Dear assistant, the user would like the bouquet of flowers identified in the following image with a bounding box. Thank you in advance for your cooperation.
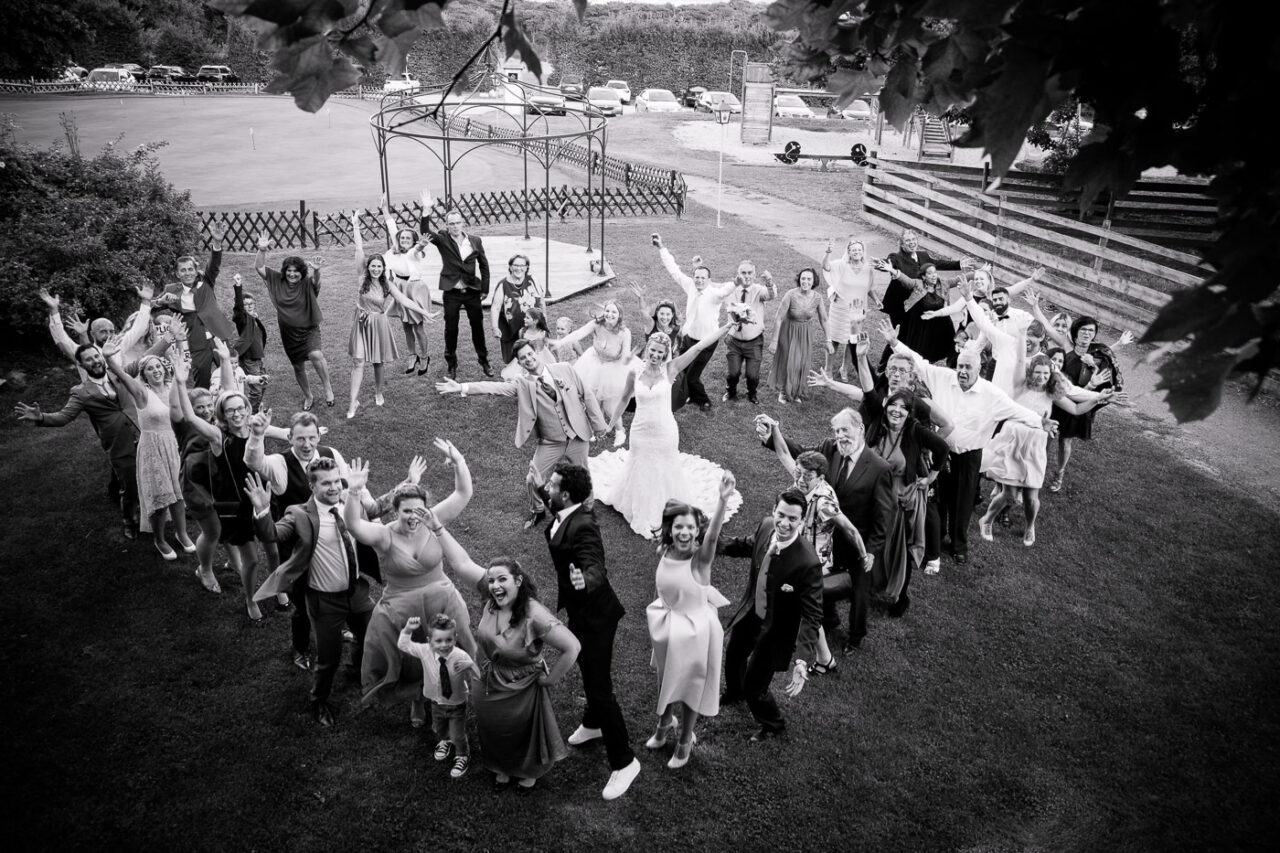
[726,302,756,326]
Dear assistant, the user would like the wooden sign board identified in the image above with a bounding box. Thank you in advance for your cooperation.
[741,80,774,144]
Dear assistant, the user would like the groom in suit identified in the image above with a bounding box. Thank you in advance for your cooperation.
[719,487,824,741]
[15,343,141,539]
[437,339,608,528]
[762,407,893,653]
[536,461,640,800]
[420,195,492,380]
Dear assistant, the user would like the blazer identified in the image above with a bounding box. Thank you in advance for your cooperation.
[157,250,238,346]
[721,517,823,671]
[419,215,490,295]
[251,498,382,602]
[886,247,962,283]
[773,435,895,564]
[544,503,625,632]
[39,380,140,466]
[467,362,608,448]
[232,280,268,358]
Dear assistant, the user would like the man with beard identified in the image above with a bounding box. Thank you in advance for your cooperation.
[14,343,141,539]
[534,461,639,801]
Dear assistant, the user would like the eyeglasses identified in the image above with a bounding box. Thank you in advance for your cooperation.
[223,405,248,415]
[885,367,912,376]
[509,263,528,268]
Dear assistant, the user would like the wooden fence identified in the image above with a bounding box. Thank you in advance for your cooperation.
[0,78,384,98]
[881,158,1217,250]
[862,156,1210,330]
[200,184,684,252]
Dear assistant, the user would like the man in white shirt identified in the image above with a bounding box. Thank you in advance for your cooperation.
[883,321,1051,564]
[654,233,736,411]
[989,287,1033,334]
[247,458,375,728]
[722,260,777,404]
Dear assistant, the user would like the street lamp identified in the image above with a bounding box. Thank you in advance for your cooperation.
[713,99,732,228]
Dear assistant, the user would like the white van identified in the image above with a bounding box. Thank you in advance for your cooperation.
[82,67,137,90]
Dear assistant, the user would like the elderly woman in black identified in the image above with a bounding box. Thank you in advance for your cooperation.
[1048,316,1122,492]
[863,389,949,615]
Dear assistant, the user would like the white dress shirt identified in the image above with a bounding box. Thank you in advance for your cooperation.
[550,502,581,539]
[309,502,350,593]
[659,247,735,340]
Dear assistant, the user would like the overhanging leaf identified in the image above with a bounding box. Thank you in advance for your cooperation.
[500,7,541,82]
[828,68,882,108]
[1154,340,1258,423]
[880,51,920,128]
[964,44,1055,178]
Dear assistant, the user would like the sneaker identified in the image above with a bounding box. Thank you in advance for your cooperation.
[924,559,941,576]
[434,741,454,762]
[979,518,994,541]
[450,755,470,779]
[341,628,355,643]
[602,757,641,800]
[567,725,603,746]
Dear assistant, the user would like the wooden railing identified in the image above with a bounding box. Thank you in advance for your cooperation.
[862,156,1210,330]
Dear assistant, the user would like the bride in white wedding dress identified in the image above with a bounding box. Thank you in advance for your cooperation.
[590,324,742,538]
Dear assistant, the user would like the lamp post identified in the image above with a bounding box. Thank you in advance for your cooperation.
[713,99,732,228]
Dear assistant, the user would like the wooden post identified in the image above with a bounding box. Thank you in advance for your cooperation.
[993,193,1006,268]
[298,200,307,248]
[923,175,934,211]
[1092,219,1112,279]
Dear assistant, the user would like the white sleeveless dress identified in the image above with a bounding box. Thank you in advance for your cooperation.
[589,368,742,538]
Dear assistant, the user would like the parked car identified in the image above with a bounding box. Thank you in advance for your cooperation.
[196,65,240,83]
[145,65,195,83]
[383,72,420,93]
[106,63,147,80]
[586,86,623,116]
[635,88,681,113]
[525,87,567,116]
[604,79,631,104]
[82,67,138,89]
[61,66,88,81]
[681,85,707,108]
[695,90,742,114]
[774,95,816,118]
[829,98,875,120]
[559,73,584,100]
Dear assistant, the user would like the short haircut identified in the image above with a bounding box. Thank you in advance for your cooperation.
[556,315,574,327]
[886,353,917,376]
[795,267,819,287]
[187,387,214,405]
[429,613,456,634]
[74,342,97,364]
[659,500,709,547]
[175,255,197,269]
[151,307,175,320]
[290,411,320,434]
[392,483,429,509]
[511,338,536,359]
[508,253,530,268]
[552,461,592,505]
[306,455,340,483]
[1070,315,1099,342]
[795,450,827,475]
[693,265,711,278]
[90,317,115,334]
[776,487,808,515]
[990,286,1010,298]
[1027,320,1046,339]
[214,391,249,423]
[831,407,864,433]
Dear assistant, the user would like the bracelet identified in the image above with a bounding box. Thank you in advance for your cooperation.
[428,526,445,535]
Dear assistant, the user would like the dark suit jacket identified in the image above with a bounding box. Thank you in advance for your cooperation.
[544,503,624,633]
[251,498,381,602]
[773,436,894,566]
[232,280,268,358]
[886,247,961,282]
[157,250,237,347]
[39,380,140,466]
[721,517,823,671]
[419,215,490,295]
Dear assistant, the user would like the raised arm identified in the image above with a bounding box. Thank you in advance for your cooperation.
[1024,291,1071,351]
[548,319,599,349]
[103,346,148,408]
[855,334,875,392]
[38,289,78,362]
[436,377,518,397]
[808,369,866,403]
[668,323,731,375]
[173,360,222,443]
[341,459,394,550]
[428,438,473,525]
[656,240,695,296]
[693,471,736,581]
[254,232,270,279]
[920,295,968,321]
[428,521,486,589]
[879,319,929,375]
[351,210,368,268]
[1005,266,1044,298]
[821,239,835,272]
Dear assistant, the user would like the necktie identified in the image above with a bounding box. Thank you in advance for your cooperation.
[740,284,749,303]
[754,539,777,619]
[835,453,851,486]
[330,507,359,591]
[98,379,116,400]
[439,655,453,700]
[537,375,558,403]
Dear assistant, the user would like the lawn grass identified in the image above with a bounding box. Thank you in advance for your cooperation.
[4,204,1279,851]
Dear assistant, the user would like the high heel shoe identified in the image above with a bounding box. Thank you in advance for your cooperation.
[417,356,432,376]
[645,720,677,749]
[667,738,694,769]
[178,538,197,555]
[155,540,177,561]
[404,357,420,375]
[196,567,222,594]
[346,401,359,419]
[374,393,385,407]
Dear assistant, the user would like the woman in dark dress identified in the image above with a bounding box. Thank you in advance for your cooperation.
[1048,316,1120,492]
[254,233,334,411]
[878,260,958,365]
[490,253,544,365]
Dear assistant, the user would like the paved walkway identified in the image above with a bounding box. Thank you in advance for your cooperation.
[680,174,1280,509]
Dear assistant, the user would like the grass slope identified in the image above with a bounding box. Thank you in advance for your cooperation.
[2,171,1278,853]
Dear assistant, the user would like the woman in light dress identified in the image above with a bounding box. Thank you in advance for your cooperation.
[574,301,638,447]
[821,237,877,378]
[645,470,735,769]
[378,202,436,375]
[770,267,829,404]
[589,324,740,539]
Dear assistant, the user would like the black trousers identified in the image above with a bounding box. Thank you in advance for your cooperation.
[939,449,983,556]
[306,585,372,704]
[822,560,870,644]
[679,334,718,406]
[188,344,214,390]
[724,334,764,398]
[443,290,489,368]
[569,616,634,770]
[724,613,786,733]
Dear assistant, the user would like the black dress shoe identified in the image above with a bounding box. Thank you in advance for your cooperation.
[121,521,138,541]
[841,638,862,656]
[523,510,547,530]
[699,402,713,412]
[417,356,432,376]
[953,552,969,565]
[492,776,513,792]
[888,595,910,618]
[719,692,743,706]
[311,701,335,728]
[446,366,457,381]
[404,358,421,375]
[480,362,495,377]
[749,727,781,743]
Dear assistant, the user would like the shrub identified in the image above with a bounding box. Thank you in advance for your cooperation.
[0,115,199,350]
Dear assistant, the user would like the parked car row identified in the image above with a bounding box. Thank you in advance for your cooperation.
[63,63,241,89]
